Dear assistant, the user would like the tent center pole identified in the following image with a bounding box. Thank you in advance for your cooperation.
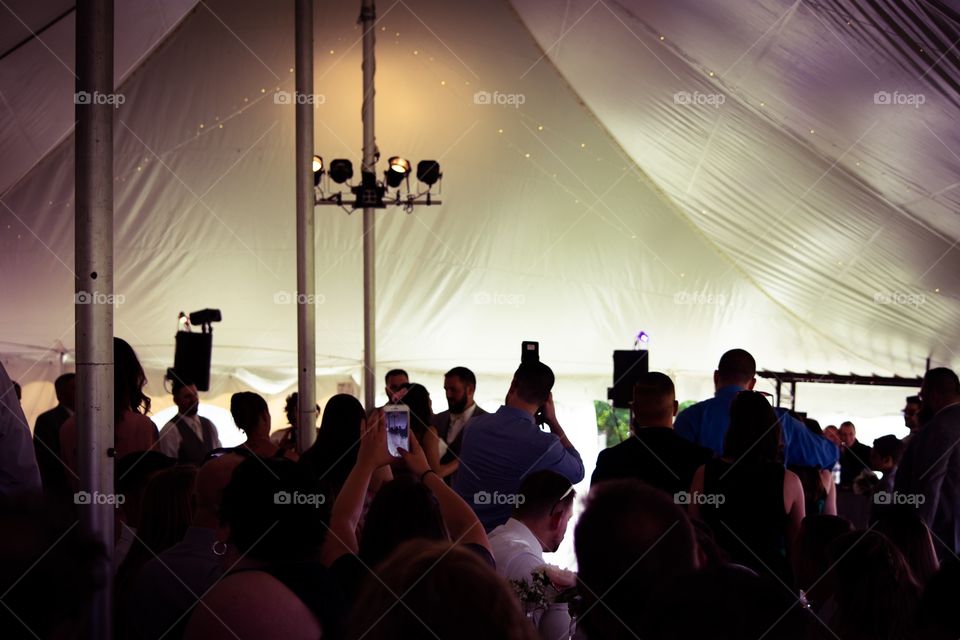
[295,0,317,452]
[361,0,377,410]
[75,1,115,637]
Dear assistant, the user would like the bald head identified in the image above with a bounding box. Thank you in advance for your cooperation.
[715,349,757,390]
[631,372,678,430]
[194,453,245,527]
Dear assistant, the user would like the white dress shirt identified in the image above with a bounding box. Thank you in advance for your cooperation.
[488,517,546,582]
[446,402,479,445]
[0,363,41,497]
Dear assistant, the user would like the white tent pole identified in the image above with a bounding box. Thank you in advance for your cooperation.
[360,0,377,410]
[75,1,114,638]
[295,0,317,452]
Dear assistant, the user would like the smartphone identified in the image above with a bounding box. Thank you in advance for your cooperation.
[521,340,539,364]
[383,404,410,457]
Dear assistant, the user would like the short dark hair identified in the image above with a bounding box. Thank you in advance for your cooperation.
[873,435,904,465]
[230,392,268,434]
[631,372,675,419]
[445,366,477,388]
[716,349,757,384]
[512,361,554,406]
[906,395,920,405]
[514,470,575,520]
[924,368,960,395]
[724,391,783,464]
[385,369,409,384]
[171,377,195,397]
[220,457,328,562]
[54,373,75,396]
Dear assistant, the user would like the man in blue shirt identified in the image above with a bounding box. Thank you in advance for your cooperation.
[454,360,584,530]
[674,349,837,469]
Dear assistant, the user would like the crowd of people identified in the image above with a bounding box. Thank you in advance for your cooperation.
[1,341,959,639]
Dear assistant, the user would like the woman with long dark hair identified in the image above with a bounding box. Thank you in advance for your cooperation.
[688,390,805,583]
[60,337,159,478]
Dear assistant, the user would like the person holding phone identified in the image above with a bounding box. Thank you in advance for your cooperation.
[322,409,491,600]
[453,361,585,531]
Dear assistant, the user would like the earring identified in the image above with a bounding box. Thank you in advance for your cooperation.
[212,540,228,557]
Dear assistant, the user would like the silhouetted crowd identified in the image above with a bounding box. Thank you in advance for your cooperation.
[2,340,960,639]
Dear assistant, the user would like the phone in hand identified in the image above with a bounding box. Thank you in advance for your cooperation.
[383,404,410,457]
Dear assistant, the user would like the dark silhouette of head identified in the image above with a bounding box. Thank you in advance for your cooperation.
[400,383,432,442]
[714,349,757,390]
[724,390,783,464]
[792,514,854,605]
[114,337,150,420]
[345,540,536,640]
[921,368,960,416]
[300,394,365,493]
[230,392,269,437]
[384,369,409,403]
[54,373,76,412]
[575,479,698,639]
[220,457,328,563]
[631,371,678,430]
[360,475,446,568]
[507,361,555,409]
[874,506,939,586]
[826,530,921,640]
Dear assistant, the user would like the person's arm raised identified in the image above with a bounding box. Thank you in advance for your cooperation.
[321,411,396,566]
[400,432,491,553]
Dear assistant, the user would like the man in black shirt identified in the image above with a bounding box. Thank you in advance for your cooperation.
[592,371,713,495]
[838,421,872,487]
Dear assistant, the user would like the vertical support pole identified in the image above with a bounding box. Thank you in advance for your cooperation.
[360,0,377,410]
[75,1,114,637]
[790,381,797,412]
[295,0,317,452]
[775,379,782,408]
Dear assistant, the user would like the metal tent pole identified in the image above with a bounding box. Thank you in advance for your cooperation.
[295,0,317,452]
[360,0,377,410]
[75,1,114,637]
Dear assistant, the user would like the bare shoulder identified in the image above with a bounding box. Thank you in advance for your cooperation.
[185,571,322,640]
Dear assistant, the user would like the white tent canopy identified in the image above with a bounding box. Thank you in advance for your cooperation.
[3,0,958,436]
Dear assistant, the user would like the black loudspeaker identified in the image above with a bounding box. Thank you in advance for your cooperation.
[607,350,649,409]
[173,331,213,391]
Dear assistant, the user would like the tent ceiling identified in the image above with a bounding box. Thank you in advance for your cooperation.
[1,0,957,386]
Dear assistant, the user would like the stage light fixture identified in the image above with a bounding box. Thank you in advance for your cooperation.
[312,155,323,186]
[416,160,441,186]
[388,156,411,175]
[329,159,354,184]
[385,157,410,189]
